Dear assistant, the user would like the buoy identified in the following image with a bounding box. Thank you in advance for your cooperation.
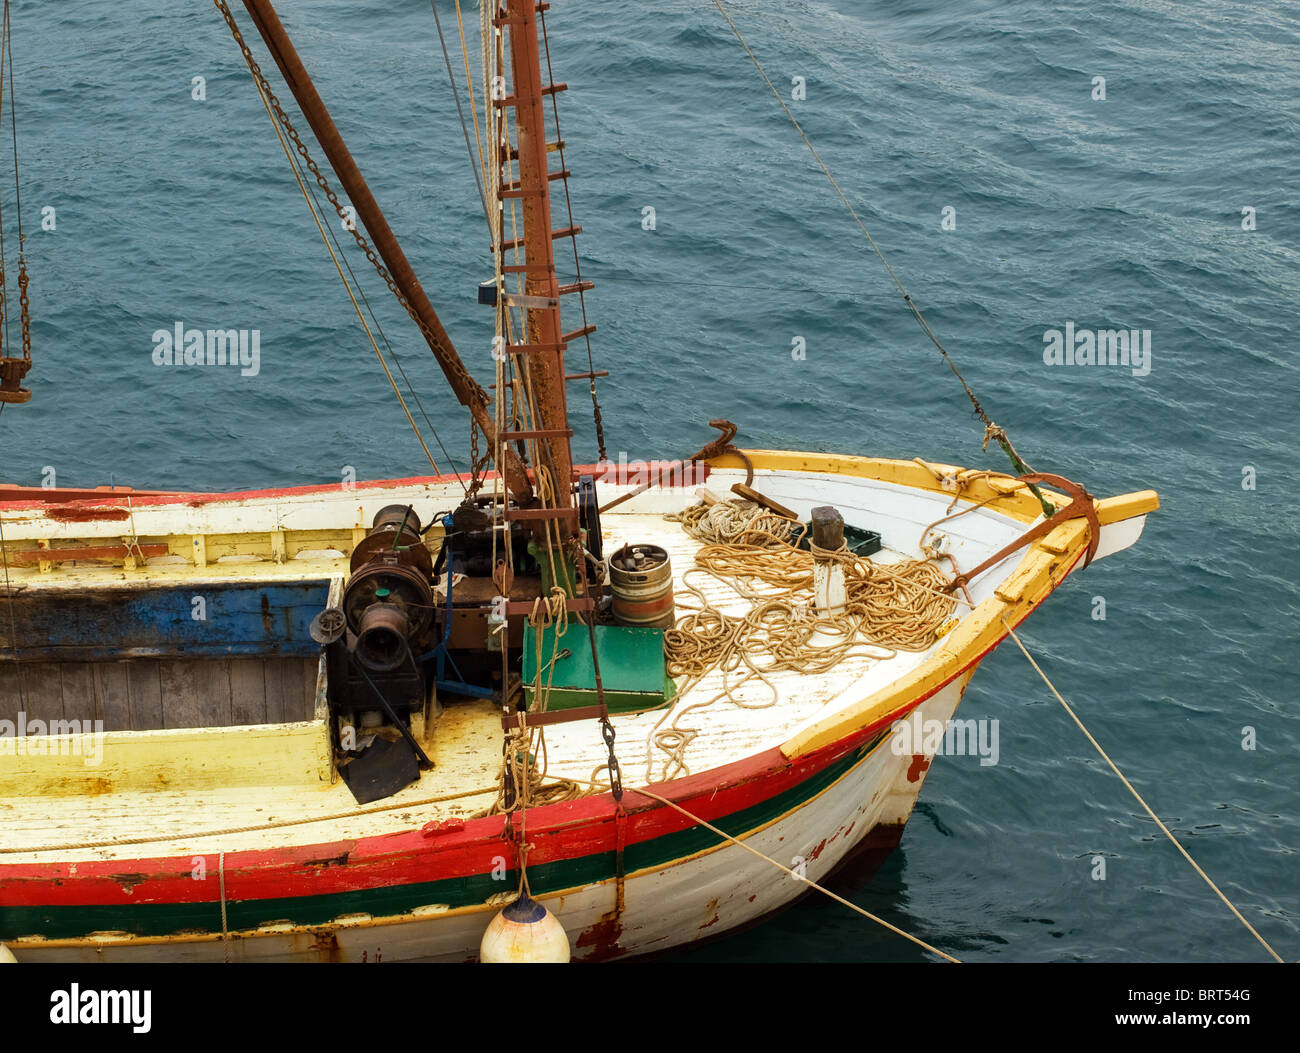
[0,943,17,963]
[479,893,570,963]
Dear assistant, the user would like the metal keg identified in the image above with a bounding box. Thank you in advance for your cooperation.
[608,544,674,629]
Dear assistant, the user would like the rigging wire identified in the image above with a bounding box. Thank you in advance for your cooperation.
[430,0,490,228]
[707,0,1053,517]
[537,5,607,462]
[215,0,468,490]
[247,50,446,478]
[293,126,466,486]
[0,0,12,358]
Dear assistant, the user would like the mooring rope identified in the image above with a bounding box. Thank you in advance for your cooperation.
[218,849,231,963]
[1001,618,1285,963]
[626,784,960,962]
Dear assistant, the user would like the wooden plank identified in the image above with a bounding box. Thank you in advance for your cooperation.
[229,659,268,726]
[58,662,98,723]
[95,663,133,731]
[159,660,204,730]
[21,665,64,725]
[9,543,170,565]
[263,658,290,725]
[0,664,29,721]
[127,661,164,731]
[194,659,233,728]
[299,658,319,721]
[730,482,798,521]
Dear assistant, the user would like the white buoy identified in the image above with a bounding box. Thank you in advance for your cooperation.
[479,893,570,963]
[0,943,17,963]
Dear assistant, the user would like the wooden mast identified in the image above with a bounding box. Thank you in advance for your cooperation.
[496,0,577,536]
[239,0,535,504]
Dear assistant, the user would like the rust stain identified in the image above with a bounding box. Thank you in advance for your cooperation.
[906,754,932,783]
[260,594,274,636]
[303,851,350,869]
[699,895,721,930]
[806,837,829,861]
[308,930,343,963]
[576,912,623,959]
[110,873,150,894]
[45,505,131,523]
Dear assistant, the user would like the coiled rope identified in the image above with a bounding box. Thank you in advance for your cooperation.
[653,500,957,777]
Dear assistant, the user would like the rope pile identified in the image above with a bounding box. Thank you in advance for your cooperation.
[664,501,957,680]
[646,499,958,779]
[668,499,802,547]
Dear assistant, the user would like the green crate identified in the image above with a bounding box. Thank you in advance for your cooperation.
[522,623,677,715]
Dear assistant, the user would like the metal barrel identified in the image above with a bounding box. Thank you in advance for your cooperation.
[608,544,675,629]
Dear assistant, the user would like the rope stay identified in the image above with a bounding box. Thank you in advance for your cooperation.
[707,0,1053,518]
[1001,618,1285,964]
[214,0,473,483]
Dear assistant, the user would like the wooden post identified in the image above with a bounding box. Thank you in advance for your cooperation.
[810,505,846,615]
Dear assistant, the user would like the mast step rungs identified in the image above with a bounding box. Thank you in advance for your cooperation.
[500,186,548,200]
[502,291,560,311]
[499,428,574,440]
[561,324,596,342]
[504,596,595,618]
[503,507,579,522]
[501,263,554,274]
[499,225,582,252]
[502,169,572,192]
[541,82,568,96]
[487,370,606,390]
[558,281,595,295]
[505,140,566,159]
[505,341,568,355]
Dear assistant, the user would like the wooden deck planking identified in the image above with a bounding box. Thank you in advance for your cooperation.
[95,663,134,730]
[126,661,165,731]
[229,660,267,726]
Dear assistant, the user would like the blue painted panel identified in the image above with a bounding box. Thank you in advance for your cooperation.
[0,580,331,662]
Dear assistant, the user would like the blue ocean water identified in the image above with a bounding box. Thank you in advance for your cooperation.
[3,0,1296,961]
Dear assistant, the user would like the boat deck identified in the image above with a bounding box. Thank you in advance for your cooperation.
[0,460,1055,865]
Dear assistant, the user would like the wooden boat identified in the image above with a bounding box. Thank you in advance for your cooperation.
[0,2,1157,962]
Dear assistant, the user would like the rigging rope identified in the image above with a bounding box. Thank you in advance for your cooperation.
[1001,618,1285,964]
[215,0,471,484]
[430,0,490,227]
[707,0,1053,518]
[245,57,445,477]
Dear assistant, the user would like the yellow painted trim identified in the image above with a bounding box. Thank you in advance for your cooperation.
[710,449,1051,522]
[753,451,1159,760]
[0,720,333,796]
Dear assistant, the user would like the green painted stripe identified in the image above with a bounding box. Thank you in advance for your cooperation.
[2,733,881,942]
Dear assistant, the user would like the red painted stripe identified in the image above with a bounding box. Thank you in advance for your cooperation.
[0,464,706,512]
[0,723,880,908]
